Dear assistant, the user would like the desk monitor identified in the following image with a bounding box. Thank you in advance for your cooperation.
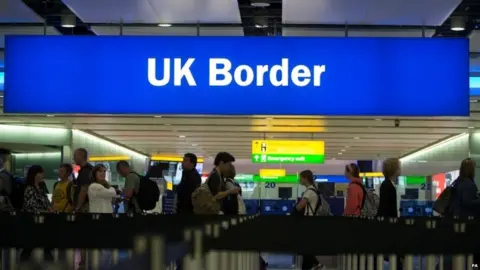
[318,182,335,197]
[278,187,292,199]
[402,188,419,200]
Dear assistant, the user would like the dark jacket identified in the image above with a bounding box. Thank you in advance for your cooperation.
[176,169,201,214]
[449,177,480,217]
[377,179,398,218]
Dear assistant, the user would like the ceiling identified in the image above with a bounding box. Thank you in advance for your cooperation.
[0,0,478,162]
[0,142,59,153]
[0,110,479,160]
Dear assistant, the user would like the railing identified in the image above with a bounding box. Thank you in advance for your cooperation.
[0,212,479,269]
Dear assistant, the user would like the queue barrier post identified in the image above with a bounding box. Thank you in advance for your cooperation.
[181,229,193,269]
[205,223,221,270]
[359,254,366,270]
[90,249,100,270]
[190,229,204,270]
[149,235,165,270]
[403,255,414,270]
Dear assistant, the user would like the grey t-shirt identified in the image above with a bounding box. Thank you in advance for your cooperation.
[124,173,141,213]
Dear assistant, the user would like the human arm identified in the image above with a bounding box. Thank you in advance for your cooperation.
[344,184,362,215]
[295,197,308,211]
[75,168,92,211]
[212,187,240,200]
[89,183,117,199]
[123,173,138,201]
[296,189,315,212]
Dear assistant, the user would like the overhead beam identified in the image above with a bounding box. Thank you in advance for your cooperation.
[434,0,479,37]
[20,0,95,35]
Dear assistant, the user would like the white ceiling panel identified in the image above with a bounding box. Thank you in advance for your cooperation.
[283,28,434,37]
[64,0,241,24]
[0,26,60,48]
[283,0,461,26]
[0,0,44,23]
[0,114,470,160]
[92,26,244,36]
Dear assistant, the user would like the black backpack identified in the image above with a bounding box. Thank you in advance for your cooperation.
[0,172,24,210]
[434,181,458,216]
[133,173,160,211]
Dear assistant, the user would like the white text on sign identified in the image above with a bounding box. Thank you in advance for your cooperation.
[148,58,326,87]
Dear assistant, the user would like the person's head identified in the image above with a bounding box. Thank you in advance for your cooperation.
[92,164,107,182]
[459,158,475,181]
[73,148,88,165]
[26,165,45,186]
[182,153,197,171]
[59,163,73,180]
[214,152,235,174]
[224,163,236,179]
[382,158,401,179]
[116,160,131,177]
[299,170,314,186]
[345,163,360,179]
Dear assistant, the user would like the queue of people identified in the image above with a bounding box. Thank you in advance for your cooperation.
[0,145,478,270]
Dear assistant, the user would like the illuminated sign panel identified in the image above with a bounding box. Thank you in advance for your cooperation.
[251,140,325,164]
[4,36,469,116]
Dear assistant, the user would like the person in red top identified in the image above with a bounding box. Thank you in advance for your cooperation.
[344,163,364,216]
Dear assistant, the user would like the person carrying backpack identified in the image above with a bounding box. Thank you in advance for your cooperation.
[344,163,364,216]
[117,161,160,213]
[192,152,239,215]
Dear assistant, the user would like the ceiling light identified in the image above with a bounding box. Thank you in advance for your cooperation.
[164,124,171,126]
[254,16,268,29]
[251,0,270,7]
[158,23,172,27]
[345,145,350,148]
[375,118,382,121]
[154,115,162,118]
[192,144,198,146]
[46,114,55,117]
[331,158,336,160]
[470,100,478,103]
[179,135,186,138]
[338,152,343,155]
[469,126,475,129]
[266,117,273,120]
[61,15,76,28]
[341,149,346,152]
[354,137,360,140]
[451,17,466,31]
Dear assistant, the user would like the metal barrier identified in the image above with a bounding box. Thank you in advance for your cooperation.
[0,213,479,269]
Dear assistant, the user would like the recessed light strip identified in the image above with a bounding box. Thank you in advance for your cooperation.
[399,133,467,163]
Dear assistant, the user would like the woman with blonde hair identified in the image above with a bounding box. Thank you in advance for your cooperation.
[377,158,401,218]
[376,158,402,270]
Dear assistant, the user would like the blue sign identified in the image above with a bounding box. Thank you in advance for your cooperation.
[314,175,349,183]
[0,72,3,91]
[4,36,469,116]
